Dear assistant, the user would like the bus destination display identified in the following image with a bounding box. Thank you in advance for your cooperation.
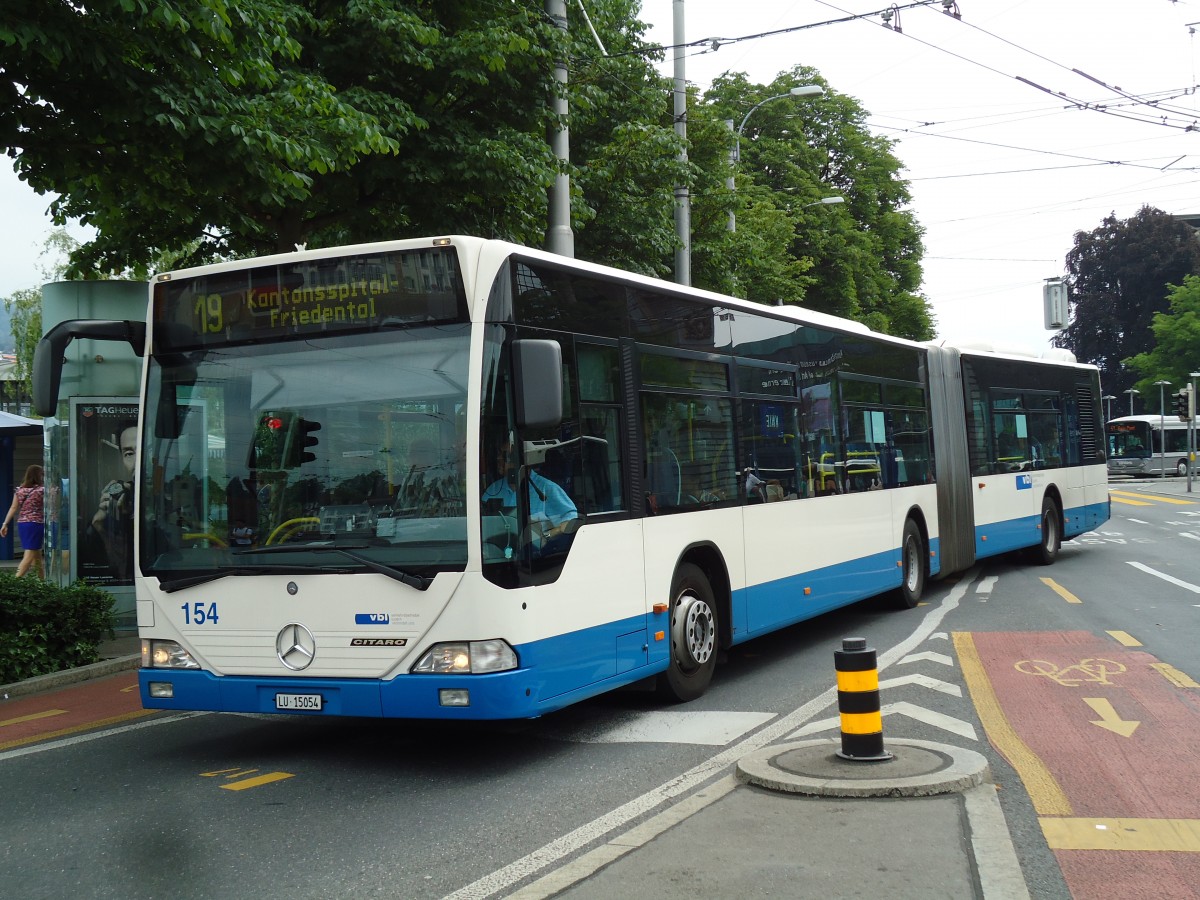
[154,247,467,348]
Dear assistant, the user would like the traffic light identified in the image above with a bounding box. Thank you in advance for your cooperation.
[250,412,321,469]
[285,417,322,467]
[1177,390,1191,422]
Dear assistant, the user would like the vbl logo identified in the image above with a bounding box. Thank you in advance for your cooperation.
[354,613,391,625]
[1016,474,1033,490]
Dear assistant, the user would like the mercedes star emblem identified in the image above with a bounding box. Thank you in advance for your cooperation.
[276,623,316,671]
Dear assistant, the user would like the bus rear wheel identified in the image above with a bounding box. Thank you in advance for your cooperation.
[1035,497,1061,565]
[1177,458,1189,477]
[893,518,926,609]
[657,563,718,703]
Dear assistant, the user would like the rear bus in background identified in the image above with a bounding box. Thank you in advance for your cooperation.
[33,236,1111,719]
[1107,414,1197,477]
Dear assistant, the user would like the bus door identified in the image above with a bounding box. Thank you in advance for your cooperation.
[976,401,1039,555]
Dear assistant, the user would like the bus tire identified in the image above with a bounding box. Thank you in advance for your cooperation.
[657,563,719,703]
[1035,497,1061,565]
[1177,459,1189,477]
[893,518,926,609]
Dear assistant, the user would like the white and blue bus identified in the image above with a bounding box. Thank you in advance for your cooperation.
[34,236,1110,718]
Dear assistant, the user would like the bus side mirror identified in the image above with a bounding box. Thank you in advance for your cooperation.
[512,339,563,429]
[33,319,147,417]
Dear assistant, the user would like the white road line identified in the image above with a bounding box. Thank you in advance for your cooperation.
[976,576,998,595]
[1180,532,1200,542]
[0,712,210,762]
[1126,561,1200,594]
[899,651,954,667]
[1126,519,1149,525]
[443,569,979,900]
[880,673,962,696]
[790,699,976,742]
[883,701,978,740]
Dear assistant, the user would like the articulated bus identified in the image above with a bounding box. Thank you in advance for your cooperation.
[1107,414,1198,477]
[33,237,1110,719]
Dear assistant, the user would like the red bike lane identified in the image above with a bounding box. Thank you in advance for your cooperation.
[958,629,1200,900]
[0,671,151,752]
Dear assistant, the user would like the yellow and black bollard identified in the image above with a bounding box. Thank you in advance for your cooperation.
[835,637,892,761]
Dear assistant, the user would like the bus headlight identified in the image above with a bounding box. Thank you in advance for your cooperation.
[141,639,201,669]
[411,640,518,674]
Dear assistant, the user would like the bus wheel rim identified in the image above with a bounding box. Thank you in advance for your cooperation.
[673,594,715,670]
[905,538,921,592]
[1044,509,1058,547]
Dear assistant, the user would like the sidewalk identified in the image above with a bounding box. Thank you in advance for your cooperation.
[514,739,1025,900]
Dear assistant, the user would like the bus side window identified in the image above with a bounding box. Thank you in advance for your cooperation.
[578,410,622,513]
[577,345,625,515]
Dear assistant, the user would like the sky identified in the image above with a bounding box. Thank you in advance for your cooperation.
[639,0,1200,350]
[3,0,1200,353]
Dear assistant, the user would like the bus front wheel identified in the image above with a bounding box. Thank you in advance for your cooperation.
[657,563,718,703]
[1035,497,1062,565]
[1177,458,1189,477]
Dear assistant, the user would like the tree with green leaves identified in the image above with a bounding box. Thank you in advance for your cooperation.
[4,2,929,340]
[1055,206,1200,402]
[1125,274,1200,399]
[3,0,391,273]
[695,69,931,340]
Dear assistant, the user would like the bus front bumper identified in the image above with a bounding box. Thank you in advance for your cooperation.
[138,668,547,719]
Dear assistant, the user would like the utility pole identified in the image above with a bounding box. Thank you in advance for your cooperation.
[672,0,690,285]
[545,0,574,257]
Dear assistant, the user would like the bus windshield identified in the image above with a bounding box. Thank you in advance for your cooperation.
[1107,422,1151,459]
[140,326,470,586]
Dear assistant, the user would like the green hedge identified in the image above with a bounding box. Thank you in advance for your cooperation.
[0,575,117,684]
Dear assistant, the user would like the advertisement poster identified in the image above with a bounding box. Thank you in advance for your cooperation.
[73,399,139,587]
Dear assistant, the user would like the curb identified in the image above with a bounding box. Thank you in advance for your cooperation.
[0,654,140,700]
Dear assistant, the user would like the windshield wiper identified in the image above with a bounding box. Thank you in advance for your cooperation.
[159,566,280,593]
[233,543,431,590]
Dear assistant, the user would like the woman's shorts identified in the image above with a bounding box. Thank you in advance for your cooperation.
[17,521,45,551]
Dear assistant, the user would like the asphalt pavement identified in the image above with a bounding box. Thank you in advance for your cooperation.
[2,625,1017,899]
[4,474,1195,898]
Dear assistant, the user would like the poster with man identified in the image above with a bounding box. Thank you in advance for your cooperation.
[73,400,139,586]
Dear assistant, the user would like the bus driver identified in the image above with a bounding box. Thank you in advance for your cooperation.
[482,439,577,555]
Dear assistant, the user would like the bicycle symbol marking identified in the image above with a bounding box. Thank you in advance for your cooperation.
[1014,658,1127,687]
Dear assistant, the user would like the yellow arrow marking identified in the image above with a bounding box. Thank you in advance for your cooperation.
[0,709,68,728]
[221,772,294,791]
[1040,577,1082,604]
[1151,663,1200,688]
[1083,697,1139,737]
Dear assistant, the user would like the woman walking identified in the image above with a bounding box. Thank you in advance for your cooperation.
[2,464,46,578]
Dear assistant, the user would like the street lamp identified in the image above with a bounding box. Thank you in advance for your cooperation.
[1124,388,1139,416]
[1102,394,1116,421]
[1155,380,1170,477]
[728,84,824,232]
[802,196,844,209]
